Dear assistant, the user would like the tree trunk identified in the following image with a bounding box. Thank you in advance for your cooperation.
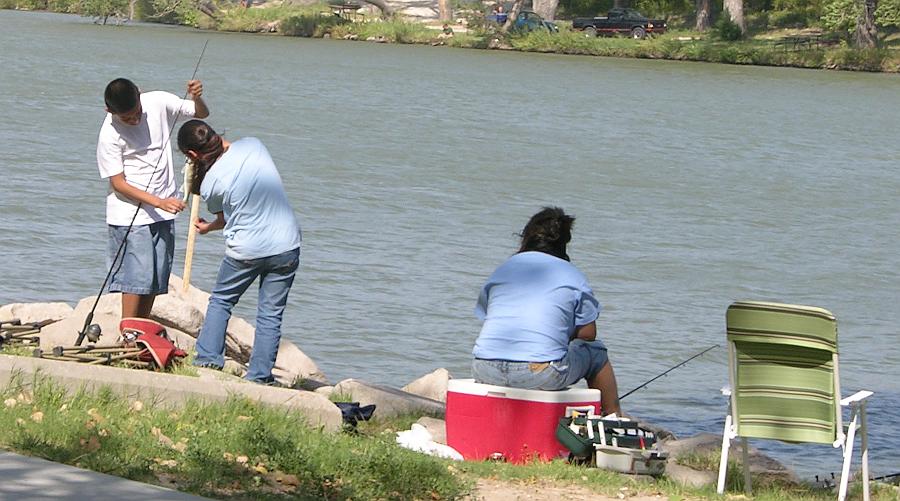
[695,0,710,31]
[362,0,394,17]
[532,0,559,20]
[854,0,878,47]
[723,0,745,33]
[501,0,525,33]
[438,0,451,21]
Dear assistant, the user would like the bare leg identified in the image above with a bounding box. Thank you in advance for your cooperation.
[588,361,621,416]
[121,293,156,319]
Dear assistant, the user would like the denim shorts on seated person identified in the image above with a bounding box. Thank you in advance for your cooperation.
[107,220,174,296]
[472,339,609,390]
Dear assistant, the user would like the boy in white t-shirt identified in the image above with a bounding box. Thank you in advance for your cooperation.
[96,78,210,320]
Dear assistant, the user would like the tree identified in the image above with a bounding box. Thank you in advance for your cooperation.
[438,0,451,21]
[723,0,746,31]
[533,0,560,20]
[696,0,711,29]
[78,0,129,24]
[502,0,525,32]
[855,0,877,46]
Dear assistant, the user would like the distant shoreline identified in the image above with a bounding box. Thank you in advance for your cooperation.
[4,6,900,73]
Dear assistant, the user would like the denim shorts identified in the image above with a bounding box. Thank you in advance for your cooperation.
[472,339,609,390]
[107,220,175,295]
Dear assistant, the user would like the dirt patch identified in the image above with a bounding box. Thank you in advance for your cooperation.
[468,478,667,501]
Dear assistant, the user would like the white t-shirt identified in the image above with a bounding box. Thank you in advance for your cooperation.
[96,91,196,226]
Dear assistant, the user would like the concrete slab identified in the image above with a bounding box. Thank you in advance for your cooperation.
[0,355,342,432]
[0,451,211,500]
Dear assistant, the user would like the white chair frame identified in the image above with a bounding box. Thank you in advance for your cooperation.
[716,345,873,501]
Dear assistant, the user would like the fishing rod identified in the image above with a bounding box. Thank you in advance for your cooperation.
[618,344,719,401]
[76,40,210,346]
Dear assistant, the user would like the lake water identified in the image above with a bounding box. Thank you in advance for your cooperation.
[1,9,898,481]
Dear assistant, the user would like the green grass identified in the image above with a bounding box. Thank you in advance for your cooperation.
[2,375,898,500]
[0,376,469,500]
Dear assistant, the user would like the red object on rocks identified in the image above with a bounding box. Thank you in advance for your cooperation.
[119,318,187,369]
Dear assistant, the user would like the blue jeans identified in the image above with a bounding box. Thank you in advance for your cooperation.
[472,339,609,390]
[194,247,300,383]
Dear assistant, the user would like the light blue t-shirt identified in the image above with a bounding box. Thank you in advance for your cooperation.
[472,251,601,362]
[201,137,302,260]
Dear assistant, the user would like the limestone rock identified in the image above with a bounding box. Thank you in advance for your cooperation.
[402,368,451,403]
[314,385,334,397]
[0,302,73,324]
[333,378,445,419]
[665,462,716,488]
[29,274,327,387]
[415,416,447,444]
[661,433,798,484]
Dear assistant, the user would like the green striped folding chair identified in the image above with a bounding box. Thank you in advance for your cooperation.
[716,301,873,500]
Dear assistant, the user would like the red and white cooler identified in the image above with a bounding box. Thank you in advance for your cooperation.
[446,379,601,463]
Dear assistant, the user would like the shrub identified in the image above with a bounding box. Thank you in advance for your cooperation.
[713,15,744,40]
[281,13,346,37]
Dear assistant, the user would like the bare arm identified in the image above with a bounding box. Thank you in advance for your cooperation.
[195,212,225,234]
[573,321,597,342]
[108,173,186,214]
[187,80,210,119]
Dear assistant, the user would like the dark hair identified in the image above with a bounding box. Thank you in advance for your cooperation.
[517,206,574,261]
[177,120,225,195]
[104,78,140,114]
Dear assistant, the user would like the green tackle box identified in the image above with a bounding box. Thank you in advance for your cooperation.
[555,415,667,476]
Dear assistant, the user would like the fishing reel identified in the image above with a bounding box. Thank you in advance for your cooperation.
[75,323,102,346]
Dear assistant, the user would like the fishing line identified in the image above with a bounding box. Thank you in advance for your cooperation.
[618,344,719,401]
[76,40,210,346]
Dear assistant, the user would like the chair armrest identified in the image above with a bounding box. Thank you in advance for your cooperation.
[720,386,731,397]
[840,390,873,406]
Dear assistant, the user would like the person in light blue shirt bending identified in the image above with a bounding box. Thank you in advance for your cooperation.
[177,120,302,385]
[472,207,621,416]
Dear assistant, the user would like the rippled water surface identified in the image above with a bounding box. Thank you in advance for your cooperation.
[2,10,899,479]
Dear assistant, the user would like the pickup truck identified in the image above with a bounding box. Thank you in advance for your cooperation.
[572,8,666,39]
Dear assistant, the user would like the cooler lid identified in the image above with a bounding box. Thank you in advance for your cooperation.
[448,378,601,403]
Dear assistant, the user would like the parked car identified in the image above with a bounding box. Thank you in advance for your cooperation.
[572,8,666,39]
[486,10,559,33]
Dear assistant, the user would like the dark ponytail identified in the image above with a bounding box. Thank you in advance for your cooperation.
[517,207,574,261]
[177,119,224,195]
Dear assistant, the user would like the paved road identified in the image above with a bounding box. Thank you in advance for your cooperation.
[0,452,212,500]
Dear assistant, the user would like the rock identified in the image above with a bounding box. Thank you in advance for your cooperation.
[333,379,445,419]
[402,368,451,403]
[314,385,334,397]
[661,433,799,485]
[415,416,446,444]
[0,302,73,324]
[169,276,328,385]
[27,274,328,387]
[665,462,717,488]
[659,433,723,459]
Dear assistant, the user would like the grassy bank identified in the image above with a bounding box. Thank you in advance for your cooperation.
[2,374,898,500]
[189,4,900,73]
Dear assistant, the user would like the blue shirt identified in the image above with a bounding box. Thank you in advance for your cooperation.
[201,137,302,260]
[473,251,601,362]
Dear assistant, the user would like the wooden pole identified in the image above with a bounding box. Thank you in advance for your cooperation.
[183,194,201,292]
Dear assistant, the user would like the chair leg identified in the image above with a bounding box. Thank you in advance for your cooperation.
[716,414,732,495]
[838,407,859,501]
[742,437,751,495]
[860,403,870,501]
